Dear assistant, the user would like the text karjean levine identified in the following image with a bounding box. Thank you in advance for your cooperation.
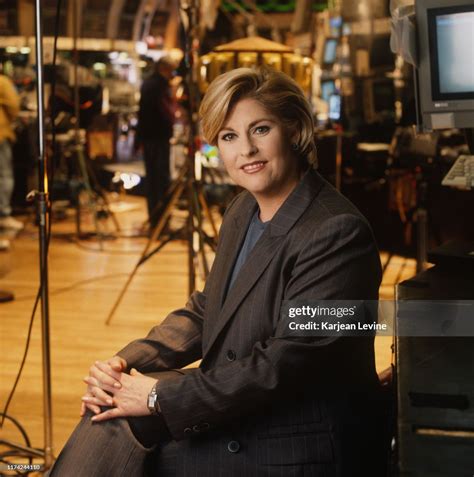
[288,321,388,332]
[281,300,474,337]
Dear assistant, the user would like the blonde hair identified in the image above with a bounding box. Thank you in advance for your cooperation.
[199,67,317,167]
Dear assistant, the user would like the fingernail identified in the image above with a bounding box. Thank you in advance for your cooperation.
[82,397,89,401]
[114,382,121,388]
[107,399,113,405]
[91,416,97,421]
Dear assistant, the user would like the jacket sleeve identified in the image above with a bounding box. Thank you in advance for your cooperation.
[116,290,206,373]
[116,194,242,372]
[153,213,382,440]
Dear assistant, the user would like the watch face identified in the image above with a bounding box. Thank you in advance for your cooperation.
[148,382,160,414]
[148,394,156,412]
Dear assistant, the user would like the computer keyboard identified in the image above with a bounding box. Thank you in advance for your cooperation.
[442,155,474,189]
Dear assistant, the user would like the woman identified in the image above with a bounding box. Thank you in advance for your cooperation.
[50,67,387,476]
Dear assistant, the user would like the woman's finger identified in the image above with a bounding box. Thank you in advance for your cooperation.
[94,361,122,383]
[89,362,121,389]
[85,402,102,415]
[81,390,99,415]
[89,386,114,406]
[82,389,111,407]
[83,376,115,394]
[91,407,122,422]
[82,395,113,407]
[108,356,127,372]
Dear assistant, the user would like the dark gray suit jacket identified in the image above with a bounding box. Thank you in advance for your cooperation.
[118,169,385,476]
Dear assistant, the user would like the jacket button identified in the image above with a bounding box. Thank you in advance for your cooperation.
[226,349,236,361]
[184,427,193,436]
[192,422,210,432]
[227,440,240,453]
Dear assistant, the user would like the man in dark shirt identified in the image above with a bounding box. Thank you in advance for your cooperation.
[136,57,175,229]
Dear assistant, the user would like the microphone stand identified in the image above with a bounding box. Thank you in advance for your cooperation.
[0,0,55,470]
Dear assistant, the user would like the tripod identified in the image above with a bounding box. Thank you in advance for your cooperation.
[106,0,217,324]
[106,158,218,324]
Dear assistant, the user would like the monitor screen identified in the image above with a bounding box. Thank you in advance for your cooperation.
[428,5,474,100]
[323,39,338,65]
[329,16,342,37]
[321,80,336,102]
[328,94,341,121]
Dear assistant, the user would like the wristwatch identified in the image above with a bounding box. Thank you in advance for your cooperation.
[147,381,162,415]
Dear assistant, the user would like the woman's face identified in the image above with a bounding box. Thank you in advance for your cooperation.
[217,98,301,202]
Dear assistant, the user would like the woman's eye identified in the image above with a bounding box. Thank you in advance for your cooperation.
[221,133,235,142]
[254,125,270,135]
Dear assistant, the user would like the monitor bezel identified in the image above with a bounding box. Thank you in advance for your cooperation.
[428,4,474,101]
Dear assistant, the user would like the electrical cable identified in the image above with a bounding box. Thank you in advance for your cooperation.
[11,272,130,302]
[0,414,34,475]
[71,240,154,254]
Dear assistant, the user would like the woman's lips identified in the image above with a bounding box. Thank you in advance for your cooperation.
[241,161,266,173]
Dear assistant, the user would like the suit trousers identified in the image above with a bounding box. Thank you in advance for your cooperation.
[48,370,188,477]
[143,139,170,228]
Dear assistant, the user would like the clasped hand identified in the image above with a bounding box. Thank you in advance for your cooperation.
[80,356,157,422]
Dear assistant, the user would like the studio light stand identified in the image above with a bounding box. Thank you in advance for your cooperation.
[106,0,218,324]
[0,0,55,471]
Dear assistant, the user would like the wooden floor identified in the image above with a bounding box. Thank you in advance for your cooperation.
[0,193,416,464]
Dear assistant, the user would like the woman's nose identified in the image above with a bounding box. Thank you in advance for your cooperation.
[240,137,258,157]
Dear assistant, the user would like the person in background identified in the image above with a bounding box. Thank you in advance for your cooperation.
[0,72,22,250]
[135,57,176,229]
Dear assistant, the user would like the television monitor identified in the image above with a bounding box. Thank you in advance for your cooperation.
[329,16,342,37]
[323,38,338,66]
[328,94,342,122]
[416,0,474,130]
[428,7,474,99]
[321,80,336,102]
[363,78,396,123]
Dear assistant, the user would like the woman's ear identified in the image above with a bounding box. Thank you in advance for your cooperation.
[290,132,300,149]
[287,123,300,145]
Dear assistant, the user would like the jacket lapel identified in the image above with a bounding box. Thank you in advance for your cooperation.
[203,169,325,356]
[210,193,257,312]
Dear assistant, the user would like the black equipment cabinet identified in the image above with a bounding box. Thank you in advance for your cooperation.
[396,262,474,476]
